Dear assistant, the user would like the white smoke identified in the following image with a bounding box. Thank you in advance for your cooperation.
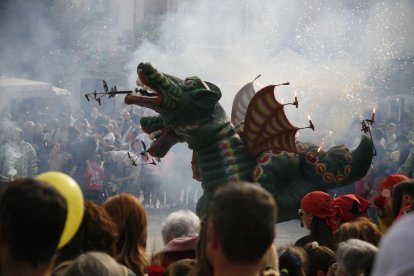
[128,0,414,146]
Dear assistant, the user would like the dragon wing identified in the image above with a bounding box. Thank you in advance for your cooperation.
[230,75,261,126]
[244,85,299,157]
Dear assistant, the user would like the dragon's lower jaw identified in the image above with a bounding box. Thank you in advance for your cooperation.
[124,69,163,108]
[124,94,162,108]
[147,130,178,158]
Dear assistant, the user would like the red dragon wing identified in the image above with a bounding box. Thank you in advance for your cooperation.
[244,85,299,157]
[230,75,261,126]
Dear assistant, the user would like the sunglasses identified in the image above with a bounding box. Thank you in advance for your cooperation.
[298,209,305,227]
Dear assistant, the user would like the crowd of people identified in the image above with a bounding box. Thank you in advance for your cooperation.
[2,175,414,276]
[0,106,200,209]
[1,104,414,275]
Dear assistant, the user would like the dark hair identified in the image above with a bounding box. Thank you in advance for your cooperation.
[68,126,81,141]
[310,216,336,251]
[303,242,335,276]
[278,246,309,276]
[0,179,67,267]
[209,182,277,264]
[95,125,109,135]
[392,181,414,219]
[373,128,384,140]
[55,201,118,264]
[94,116,109,127]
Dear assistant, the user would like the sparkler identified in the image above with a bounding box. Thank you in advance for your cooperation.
[360,108,377,156]
[298,115,315,131]
[84,80,148,106]
[127,151,156,166]
[280,87,299,108]
[365,108,375,125]
[126,140,157,166]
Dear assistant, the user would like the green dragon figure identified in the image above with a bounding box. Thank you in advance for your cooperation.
[125,62,373,222]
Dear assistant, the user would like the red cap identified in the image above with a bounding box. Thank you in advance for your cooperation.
[374,174,410,209]
[379,174,410,193]
[301,191,338,232]
[333,194,371,222]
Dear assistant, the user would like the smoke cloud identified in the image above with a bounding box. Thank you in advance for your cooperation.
[128,0,414,146]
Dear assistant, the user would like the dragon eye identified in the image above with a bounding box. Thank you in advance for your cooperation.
[184,79,193,85]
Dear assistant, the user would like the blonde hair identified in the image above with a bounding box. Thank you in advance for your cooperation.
[261,245,280,276]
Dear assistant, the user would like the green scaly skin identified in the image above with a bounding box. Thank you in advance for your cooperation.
[125,62,374,222]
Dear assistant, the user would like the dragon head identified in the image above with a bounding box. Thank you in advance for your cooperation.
[125,62,222,158]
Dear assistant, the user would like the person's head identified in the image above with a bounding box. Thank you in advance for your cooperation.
[23,120,35,134]
[300,191,338,232]
[11,128,24,144]
[67,126,81,141]
[335,239,378,276]
[278,246,309,276]
[334,217,382,247]
[0,179,67,268]
[374,174,411,208]
[303,242,335,276]
[55,201,118,264]
[396,134,410,151]
[94,125,109,140]
[333,194,370,223]
[207,182,277,266]
[373,128,385,142]
[95,115,109,125]
[300,191,338,250]
[162,210,200,245]
[103,193,148,275]
[373,174,410,226]
[64,251,128,276]
[386,123,397,135]
[35,122,44,134]
[391,181,414,219]
[165,259,197,276]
